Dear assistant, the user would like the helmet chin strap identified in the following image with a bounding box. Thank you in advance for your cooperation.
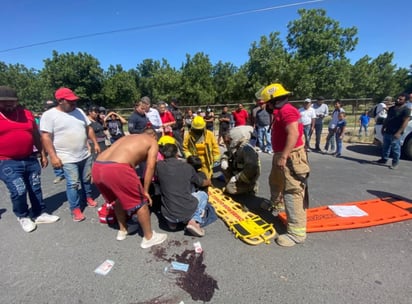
[267,96,289,132]
[274,99,288,109]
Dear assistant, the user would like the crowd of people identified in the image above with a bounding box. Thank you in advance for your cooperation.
[1,84,410,249]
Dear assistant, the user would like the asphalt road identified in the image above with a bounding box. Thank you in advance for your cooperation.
[0,143,411,304]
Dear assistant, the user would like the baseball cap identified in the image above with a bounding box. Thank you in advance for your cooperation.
[44,100,56,109]
[55,88,79,101]
[317,96,325,101]
[383,96,393,103]
[304,98,311,103]
[0,86,18,101]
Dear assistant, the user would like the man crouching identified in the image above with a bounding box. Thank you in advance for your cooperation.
[220,126,260,195]
[156,141,211,237]
[91,128,167,249]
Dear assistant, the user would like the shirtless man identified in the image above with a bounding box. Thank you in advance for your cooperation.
[91,129,167,248]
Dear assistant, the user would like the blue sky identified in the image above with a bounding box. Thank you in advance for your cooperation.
[1,0,411,71]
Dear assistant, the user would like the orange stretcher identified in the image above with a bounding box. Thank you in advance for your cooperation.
[208,187,277,245]
[278,197,412,233]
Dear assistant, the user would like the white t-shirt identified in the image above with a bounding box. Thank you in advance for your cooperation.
[375,102,387,120]
[299,107,316,126]
[145,107,162,129]
[406,101,412,115]
[328,108,345,129]
[40,107,91,163]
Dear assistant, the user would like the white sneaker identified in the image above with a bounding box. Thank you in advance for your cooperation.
[18,217,36,233]
[140,230,167,249]
[116,230,128,241]
[35,212,60,224]
[53,176,65,184]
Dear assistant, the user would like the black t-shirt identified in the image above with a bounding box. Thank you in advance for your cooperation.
[170,108,183,129]
[219,112,231,131]
[205,111,214,130]
[384,105,411,135]
[90,120,105,139]
[255,108,271,127]
[128,111,149,134]
[156,158,203,222]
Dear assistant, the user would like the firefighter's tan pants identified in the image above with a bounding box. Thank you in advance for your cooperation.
[269,146,310,237]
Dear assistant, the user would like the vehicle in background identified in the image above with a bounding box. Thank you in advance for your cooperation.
[374,119,412,160]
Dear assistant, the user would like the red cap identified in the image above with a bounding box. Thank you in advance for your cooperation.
[55,88,79,101]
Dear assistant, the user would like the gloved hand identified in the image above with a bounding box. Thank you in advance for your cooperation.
[221,159,229,170]
[229,176,237,184]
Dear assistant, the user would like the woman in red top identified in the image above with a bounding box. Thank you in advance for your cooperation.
[157,101,176,137]
[0,86,59,233]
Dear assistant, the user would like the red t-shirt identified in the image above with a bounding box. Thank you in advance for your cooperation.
[232,109,249,126]
[271,103,304,152]
[160,111,176,136]
[0,107,36,160]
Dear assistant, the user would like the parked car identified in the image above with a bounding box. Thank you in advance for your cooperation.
[374,118,412,160]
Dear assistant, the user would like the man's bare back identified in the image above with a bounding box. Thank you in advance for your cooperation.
[97,133,158,168]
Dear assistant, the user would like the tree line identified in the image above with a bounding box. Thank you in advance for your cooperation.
[1,9,411,112]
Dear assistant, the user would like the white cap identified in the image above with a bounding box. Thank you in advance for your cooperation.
[304,98,311,103]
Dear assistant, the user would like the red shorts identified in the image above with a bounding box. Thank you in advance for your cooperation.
[92,161,147,212]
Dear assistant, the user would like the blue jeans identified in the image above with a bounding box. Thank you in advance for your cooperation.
[257,125,272,152]
[382,133,401,165]
[335,134,343,155]
[324,128,336,152]
[54,167,64,177]
[0,156,45,218]
[303,124,311,149]
[249,127,258,147]
[190,190,208,225]
[313,123,323,150]
[62,156,93,211]
[358,124,368,136]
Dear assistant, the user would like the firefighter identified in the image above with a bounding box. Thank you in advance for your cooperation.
[220,125,260,195]
[256,83,310,247]
[182,116,220,179]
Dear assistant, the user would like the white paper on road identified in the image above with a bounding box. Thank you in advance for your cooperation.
[328,205,368,217]
[94,259,115,275]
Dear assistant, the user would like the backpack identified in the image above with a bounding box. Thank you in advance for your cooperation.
[367,105,377,118]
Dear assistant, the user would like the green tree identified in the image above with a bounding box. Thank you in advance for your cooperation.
[396,65,412,94]
[41,51,104,104]
[180,53,215,106]
[136,58,181,103]
[370,52,404,100]
[102,65,139,108]
[349,56,379,98]
[246,32,291,97]
[230,64,250,102]
[286,9,358,98]
[212,61,238,103]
